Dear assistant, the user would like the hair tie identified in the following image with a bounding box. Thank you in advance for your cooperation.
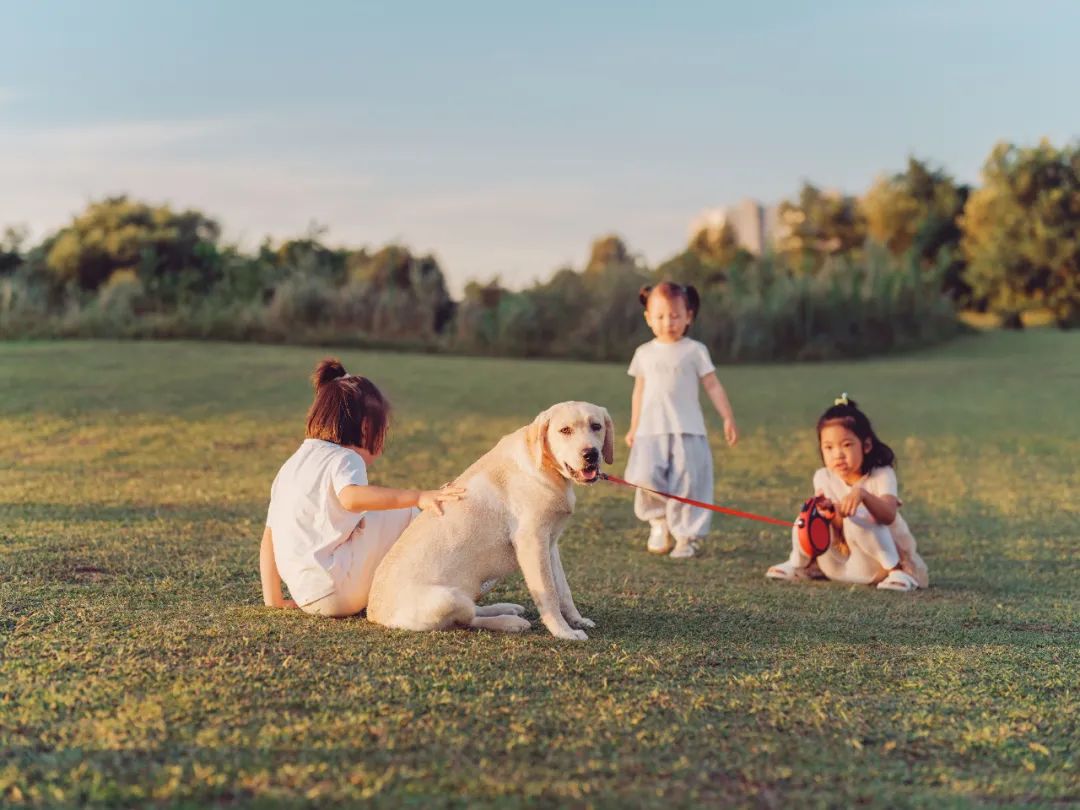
[834,392,849,407]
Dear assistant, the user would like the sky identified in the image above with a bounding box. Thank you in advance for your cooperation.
[2,0,1078,294]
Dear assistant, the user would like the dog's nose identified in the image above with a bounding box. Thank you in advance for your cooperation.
[582,447,599,464]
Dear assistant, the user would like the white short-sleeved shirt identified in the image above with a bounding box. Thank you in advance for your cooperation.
[628,338,716,437]
[266,439,369,605]
[813,465,902,526]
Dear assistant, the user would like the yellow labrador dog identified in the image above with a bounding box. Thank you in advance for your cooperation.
[367,401,613,641]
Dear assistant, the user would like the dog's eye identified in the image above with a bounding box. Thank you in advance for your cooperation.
[590,423,601,431]
[559,426,573,435]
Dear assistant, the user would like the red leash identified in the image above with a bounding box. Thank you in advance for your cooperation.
[599,472,793,528]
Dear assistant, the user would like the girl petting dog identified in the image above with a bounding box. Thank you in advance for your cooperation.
[767,394,929,591]
[624,281,739,559]
[259,359,464,617]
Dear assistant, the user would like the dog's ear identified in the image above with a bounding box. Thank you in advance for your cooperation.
[600,407,614,465]
[526,407,552,470]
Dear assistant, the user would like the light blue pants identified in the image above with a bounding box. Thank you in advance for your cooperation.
[624,433,713,539]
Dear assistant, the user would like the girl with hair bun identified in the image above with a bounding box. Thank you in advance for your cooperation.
[259,358,465,617]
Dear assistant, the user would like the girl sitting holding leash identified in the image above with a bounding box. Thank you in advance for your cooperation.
[259,358,464,616]
[624,281,739,559]
[766,394,929,591]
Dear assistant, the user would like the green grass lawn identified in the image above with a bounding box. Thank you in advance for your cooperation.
[1,332,1077,808]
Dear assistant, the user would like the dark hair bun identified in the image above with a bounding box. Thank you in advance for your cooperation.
[312,358,347,390]
[638,285,652,307]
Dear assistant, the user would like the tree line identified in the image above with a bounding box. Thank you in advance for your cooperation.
[1,138,1076,361]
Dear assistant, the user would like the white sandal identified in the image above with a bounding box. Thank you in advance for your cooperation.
[669,537,700,559]
[876,569,920,591]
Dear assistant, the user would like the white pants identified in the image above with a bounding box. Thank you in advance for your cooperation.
[301,507,419,617]
[625,433,713,540]
[781,511,927,586]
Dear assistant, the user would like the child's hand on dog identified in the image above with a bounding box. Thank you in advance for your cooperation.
[418,484,467,516]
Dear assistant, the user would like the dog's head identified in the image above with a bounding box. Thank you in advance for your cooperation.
[526,401,614,484]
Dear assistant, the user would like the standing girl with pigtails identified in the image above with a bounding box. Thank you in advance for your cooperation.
[624,281,739,559]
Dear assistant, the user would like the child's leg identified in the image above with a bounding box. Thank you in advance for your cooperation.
[666,434,713,553]
[306,507,419,617]
[890,514,930,588]
[817,517,900,585]
[626,436,674,552]
[626,435,671,523]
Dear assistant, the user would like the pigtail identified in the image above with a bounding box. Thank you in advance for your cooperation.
[311,357,348,390]
[685,284,700,319]
[638,285,653,308]
[864,437,896,471]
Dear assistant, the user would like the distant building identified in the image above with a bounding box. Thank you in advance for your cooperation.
[689,199,780,255]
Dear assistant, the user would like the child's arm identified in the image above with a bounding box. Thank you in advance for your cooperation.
[625,376,644,447]
[836,488,898,525]
[701,372,738,446]
[338,483,466,516]
[259,526,296,609]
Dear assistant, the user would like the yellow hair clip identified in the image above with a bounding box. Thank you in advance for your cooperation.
[834,392,850,407]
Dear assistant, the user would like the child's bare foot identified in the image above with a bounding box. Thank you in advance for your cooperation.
[766,561,808,581]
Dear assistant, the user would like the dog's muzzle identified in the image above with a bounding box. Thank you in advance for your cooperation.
[565,460,601,483]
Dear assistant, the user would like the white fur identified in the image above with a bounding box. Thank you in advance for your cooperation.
[367,402,613,641]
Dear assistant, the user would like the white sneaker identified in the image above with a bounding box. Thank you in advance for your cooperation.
[669,536,700,559]
[646,520,673,554]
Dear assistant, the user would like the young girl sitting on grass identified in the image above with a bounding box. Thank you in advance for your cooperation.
[259,358,464,617]
[766,394,929,591]
[624,281,739,559]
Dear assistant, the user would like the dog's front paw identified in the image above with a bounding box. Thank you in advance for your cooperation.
[569,616,595,629]
[553,627,588,641]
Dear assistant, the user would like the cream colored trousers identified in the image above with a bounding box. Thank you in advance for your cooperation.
[301,507,420,618]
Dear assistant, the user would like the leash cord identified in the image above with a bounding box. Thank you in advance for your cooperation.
[599,472,793,528]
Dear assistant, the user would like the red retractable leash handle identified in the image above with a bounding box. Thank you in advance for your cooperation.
[599,472,793,528]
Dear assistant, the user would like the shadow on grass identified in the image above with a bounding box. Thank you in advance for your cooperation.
[0,501,262,524]
[0,743,773,808]
[588,598,1077,651]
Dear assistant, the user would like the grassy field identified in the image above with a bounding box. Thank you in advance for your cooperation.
[1,332,1077,808]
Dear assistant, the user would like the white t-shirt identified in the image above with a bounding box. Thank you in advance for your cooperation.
[266,439,369,606]
[628,338,716,437]
[813,465,902,526]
